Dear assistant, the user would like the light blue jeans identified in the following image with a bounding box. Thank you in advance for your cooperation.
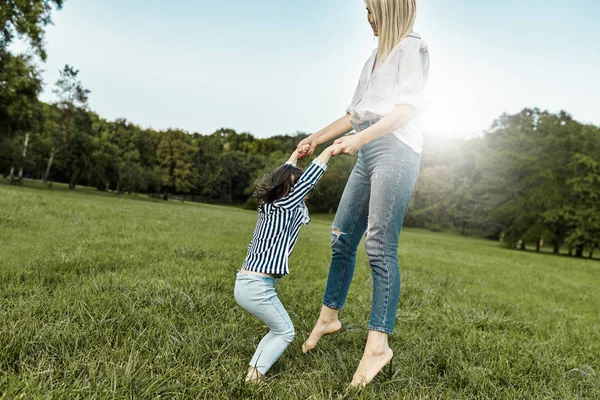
[234,272,295,375]
[323,129,420,334]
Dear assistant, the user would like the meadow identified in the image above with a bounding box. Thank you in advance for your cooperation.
[0,180,598,399]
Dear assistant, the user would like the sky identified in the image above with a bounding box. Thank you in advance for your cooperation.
[23,0,600,138]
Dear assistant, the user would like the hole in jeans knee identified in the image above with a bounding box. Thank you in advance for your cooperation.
[331,227,345,247]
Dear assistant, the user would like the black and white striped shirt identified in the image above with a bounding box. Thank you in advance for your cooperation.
[242,159,327,277]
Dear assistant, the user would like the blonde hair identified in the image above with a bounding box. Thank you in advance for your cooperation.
[365,0,417,65]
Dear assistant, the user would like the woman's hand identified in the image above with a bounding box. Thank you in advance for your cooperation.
[332,134,367,156]
[297,136,318,159]
[296,114,354,159]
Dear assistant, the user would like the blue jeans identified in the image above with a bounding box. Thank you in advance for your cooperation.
[234,272,295,375]
[322,132,420,334]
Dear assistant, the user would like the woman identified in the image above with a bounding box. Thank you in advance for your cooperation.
[296,0,429,387]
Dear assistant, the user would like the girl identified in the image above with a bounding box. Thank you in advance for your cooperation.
[234,145,335,383]
[296,0,429,387]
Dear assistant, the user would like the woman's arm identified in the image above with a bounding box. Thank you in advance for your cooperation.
[331,105,414,156]
[297,114,353,158]
[333,38,424,156]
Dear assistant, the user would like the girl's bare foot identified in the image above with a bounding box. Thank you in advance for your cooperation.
[302,305,342,353]
[245,366,264,383]
[350,330,393,387]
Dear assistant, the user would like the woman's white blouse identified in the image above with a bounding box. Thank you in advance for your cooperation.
[346,32,430,153]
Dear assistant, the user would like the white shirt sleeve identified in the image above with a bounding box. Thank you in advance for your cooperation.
[393,40,425,111]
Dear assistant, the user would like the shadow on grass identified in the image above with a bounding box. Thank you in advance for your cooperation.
[508,246,599,262]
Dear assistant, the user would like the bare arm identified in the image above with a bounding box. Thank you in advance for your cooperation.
[332,105,414,156]
[286,149,300,165]
[311,115,353,146]
[315,144,335,165]
[297,114,353,158]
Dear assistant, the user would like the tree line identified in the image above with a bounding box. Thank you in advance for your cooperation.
[1,1,599,258]
[410,110,599,258]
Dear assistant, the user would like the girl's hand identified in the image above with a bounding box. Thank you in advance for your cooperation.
[297,136,318,159]
[332,134,366,156]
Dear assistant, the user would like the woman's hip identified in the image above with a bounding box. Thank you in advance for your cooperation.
[360,135,419,170]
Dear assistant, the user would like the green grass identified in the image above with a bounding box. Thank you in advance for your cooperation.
[0,181,599,399]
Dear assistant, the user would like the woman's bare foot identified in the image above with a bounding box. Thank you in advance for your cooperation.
[245,366,264,383]
[302,305,342,353]
[350,330,393,387]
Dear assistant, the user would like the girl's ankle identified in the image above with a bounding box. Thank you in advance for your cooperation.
[245,367,264,382]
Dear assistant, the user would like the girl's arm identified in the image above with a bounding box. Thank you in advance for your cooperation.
[315,144,335,165]
[273,146,335,209]
[285,149,300,166]
[331,105,414,156]
[296,115,353,158]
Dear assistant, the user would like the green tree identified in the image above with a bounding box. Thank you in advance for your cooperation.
[1,0,65,178]
[46,64,90,188]
[99,119,145,193]
[0,50,42,175]
[193,132,224,199]
[156,129,198,199]
[307,155,355,213]
[483,109,541,246]
[217,151,260,204]
[0,0,65,60]
[405,165,453,230]
[564,150,600,257]
[483,109,599,256]
[64,108,95,189]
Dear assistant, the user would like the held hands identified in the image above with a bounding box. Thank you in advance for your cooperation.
[297,137,318,159]
[291,144,337,165]
[296,133,366,160]
[331,134,366,156]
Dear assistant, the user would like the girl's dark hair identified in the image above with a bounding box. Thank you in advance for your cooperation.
[253,164,303,204]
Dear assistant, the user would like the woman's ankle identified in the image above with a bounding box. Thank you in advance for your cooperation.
[364,330,390,354]
[318,305,339,322]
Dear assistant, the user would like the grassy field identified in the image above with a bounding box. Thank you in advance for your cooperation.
[0,180,599,399]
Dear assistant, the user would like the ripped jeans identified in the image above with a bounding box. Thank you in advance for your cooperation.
[323,133,420,334]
